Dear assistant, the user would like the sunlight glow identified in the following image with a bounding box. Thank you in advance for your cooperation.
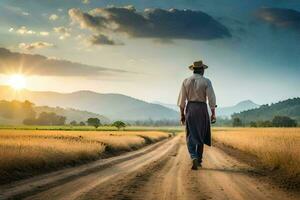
[8,74,27,90]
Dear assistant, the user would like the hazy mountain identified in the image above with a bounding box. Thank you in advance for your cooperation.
[0,86,178,121]
[152,101,179,111]
[232,98,300,123]
[154,99,259,118]
[34,106,110,124]
[0,99,109,125]
[217,100,260,118]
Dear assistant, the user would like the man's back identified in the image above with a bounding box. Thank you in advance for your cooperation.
[178,74,216,109]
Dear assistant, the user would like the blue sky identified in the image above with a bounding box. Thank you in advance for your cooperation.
[0,0,299,106]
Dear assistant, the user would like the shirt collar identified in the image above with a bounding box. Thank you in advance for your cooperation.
[193,73,203,77]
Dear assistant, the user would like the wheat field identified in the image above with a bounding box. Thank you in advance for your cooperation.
[212,128,300,178]
[0,130,170,183]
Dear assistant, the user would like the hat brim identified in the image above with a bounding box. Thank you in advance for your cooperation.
[188,64,208,70]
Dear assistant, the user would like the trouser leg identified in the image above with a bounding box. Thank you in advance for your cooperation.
[197,143,204,164]
[187,137,198,160]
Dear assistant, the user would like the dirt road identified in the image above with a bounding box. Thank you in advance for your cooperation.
[1,135,299,200]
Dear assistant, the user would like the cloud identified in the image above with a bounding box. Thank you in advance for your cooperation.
[82,0,90,4]
[68,6,231,41]
[49,14,59,21]
[87,34,122,45]
[39,31,49,36]
[256,8,300,32]
[22,12,30,16]
[0,47,128,77]
[10,27,49,36]
[18,42,54,51]
[53,26,71,39]
[16,26,36,35]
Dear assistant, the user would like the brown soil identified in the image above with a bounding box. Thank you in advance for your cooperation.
[0,135,299,200]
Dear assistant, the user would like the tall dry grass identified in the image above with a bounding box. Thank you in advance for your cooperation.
[212,128,300,177]
[0,130,170,183]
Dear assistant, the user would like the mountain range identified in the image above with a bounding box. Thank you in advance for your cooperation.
[232,98,300,123]
[217,100,260,118]
[0,86,178,121]
[34,106,110,124]
[154,100,260,118]
[152,101,179,111]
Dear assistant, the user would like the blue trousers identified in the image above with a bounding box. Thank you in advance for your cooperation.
[187,137,204,162]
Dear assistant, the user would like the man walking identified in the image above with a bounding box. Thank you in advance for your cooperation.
[177,60,216,170]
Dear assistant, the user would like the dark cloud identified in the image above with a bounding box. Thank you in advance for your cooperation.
[0,47,128,77]
[87,34,122,45]
[69,6,231,41]
[256,8,300,31]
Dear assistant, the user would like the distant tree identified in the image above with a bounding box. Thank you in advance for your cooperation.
[272,116,297,127]
[87,118,101,128]
[23,117,37,125]
[70,120,78,126]
[79,121,86,126]
[112,121,126,130]
[250,121,257,127]
[232,117,243,127]
[256,120,272,127]
[0,100,36,120]
[23,112,66,126]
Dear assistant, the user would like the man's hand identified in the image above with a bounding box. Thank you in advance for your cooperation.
[211,114,216,124]
[210,107,216,124]
[180,114,186,125]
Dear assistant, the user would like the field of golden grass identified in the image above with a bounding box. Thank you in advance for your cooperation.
[212,128,300,179]
[0,130,171,183]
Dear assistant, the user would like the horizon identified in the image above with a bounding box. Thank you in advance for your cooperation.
[0,84,298,108]
[0,0,299,107]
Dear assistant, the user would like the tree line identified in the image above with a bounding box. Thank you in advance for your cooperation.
[232,115,298,127]
[23,112,66,126]
[70,118,127,130]
[0,100,35,120]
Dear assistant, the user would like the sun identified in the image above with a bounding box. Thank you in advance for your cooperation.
[8,74,27,90]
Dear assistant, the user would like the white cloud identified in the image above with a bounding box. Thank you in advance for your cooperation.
[39,32,50,36]
[53,26,71,39]
[22,12,30,16]
[19,42,54,50]
[82,0,90,4]
[17,26,36,35]
[10,27,50,37]
[49,14,59,21]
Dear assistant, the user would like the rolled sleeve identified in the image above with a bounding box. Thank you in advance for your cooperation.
[206,79,216,109]
[177,81,187,109]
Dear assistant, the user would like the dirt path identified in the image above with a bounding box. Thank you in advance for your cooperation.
[1,135,299,200]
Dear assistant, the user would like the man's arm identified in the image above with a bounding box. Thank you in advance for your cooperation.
[206,79,216,122]
[180,106,185,125]
[177,81,187,125]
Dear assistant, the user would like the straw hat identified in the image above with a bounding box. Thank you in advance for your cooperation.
[188,60,208,70]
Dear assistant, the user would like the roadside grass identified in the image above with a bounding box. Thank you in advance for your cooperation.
[0,130,171,184]
[212,128,300,181]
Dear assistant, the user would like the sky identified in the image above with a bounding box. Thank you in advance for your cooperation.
[0,0,299,106]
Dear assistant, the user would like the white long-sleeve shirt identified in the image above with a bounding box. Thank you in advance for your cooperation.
[177,74,216,109]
